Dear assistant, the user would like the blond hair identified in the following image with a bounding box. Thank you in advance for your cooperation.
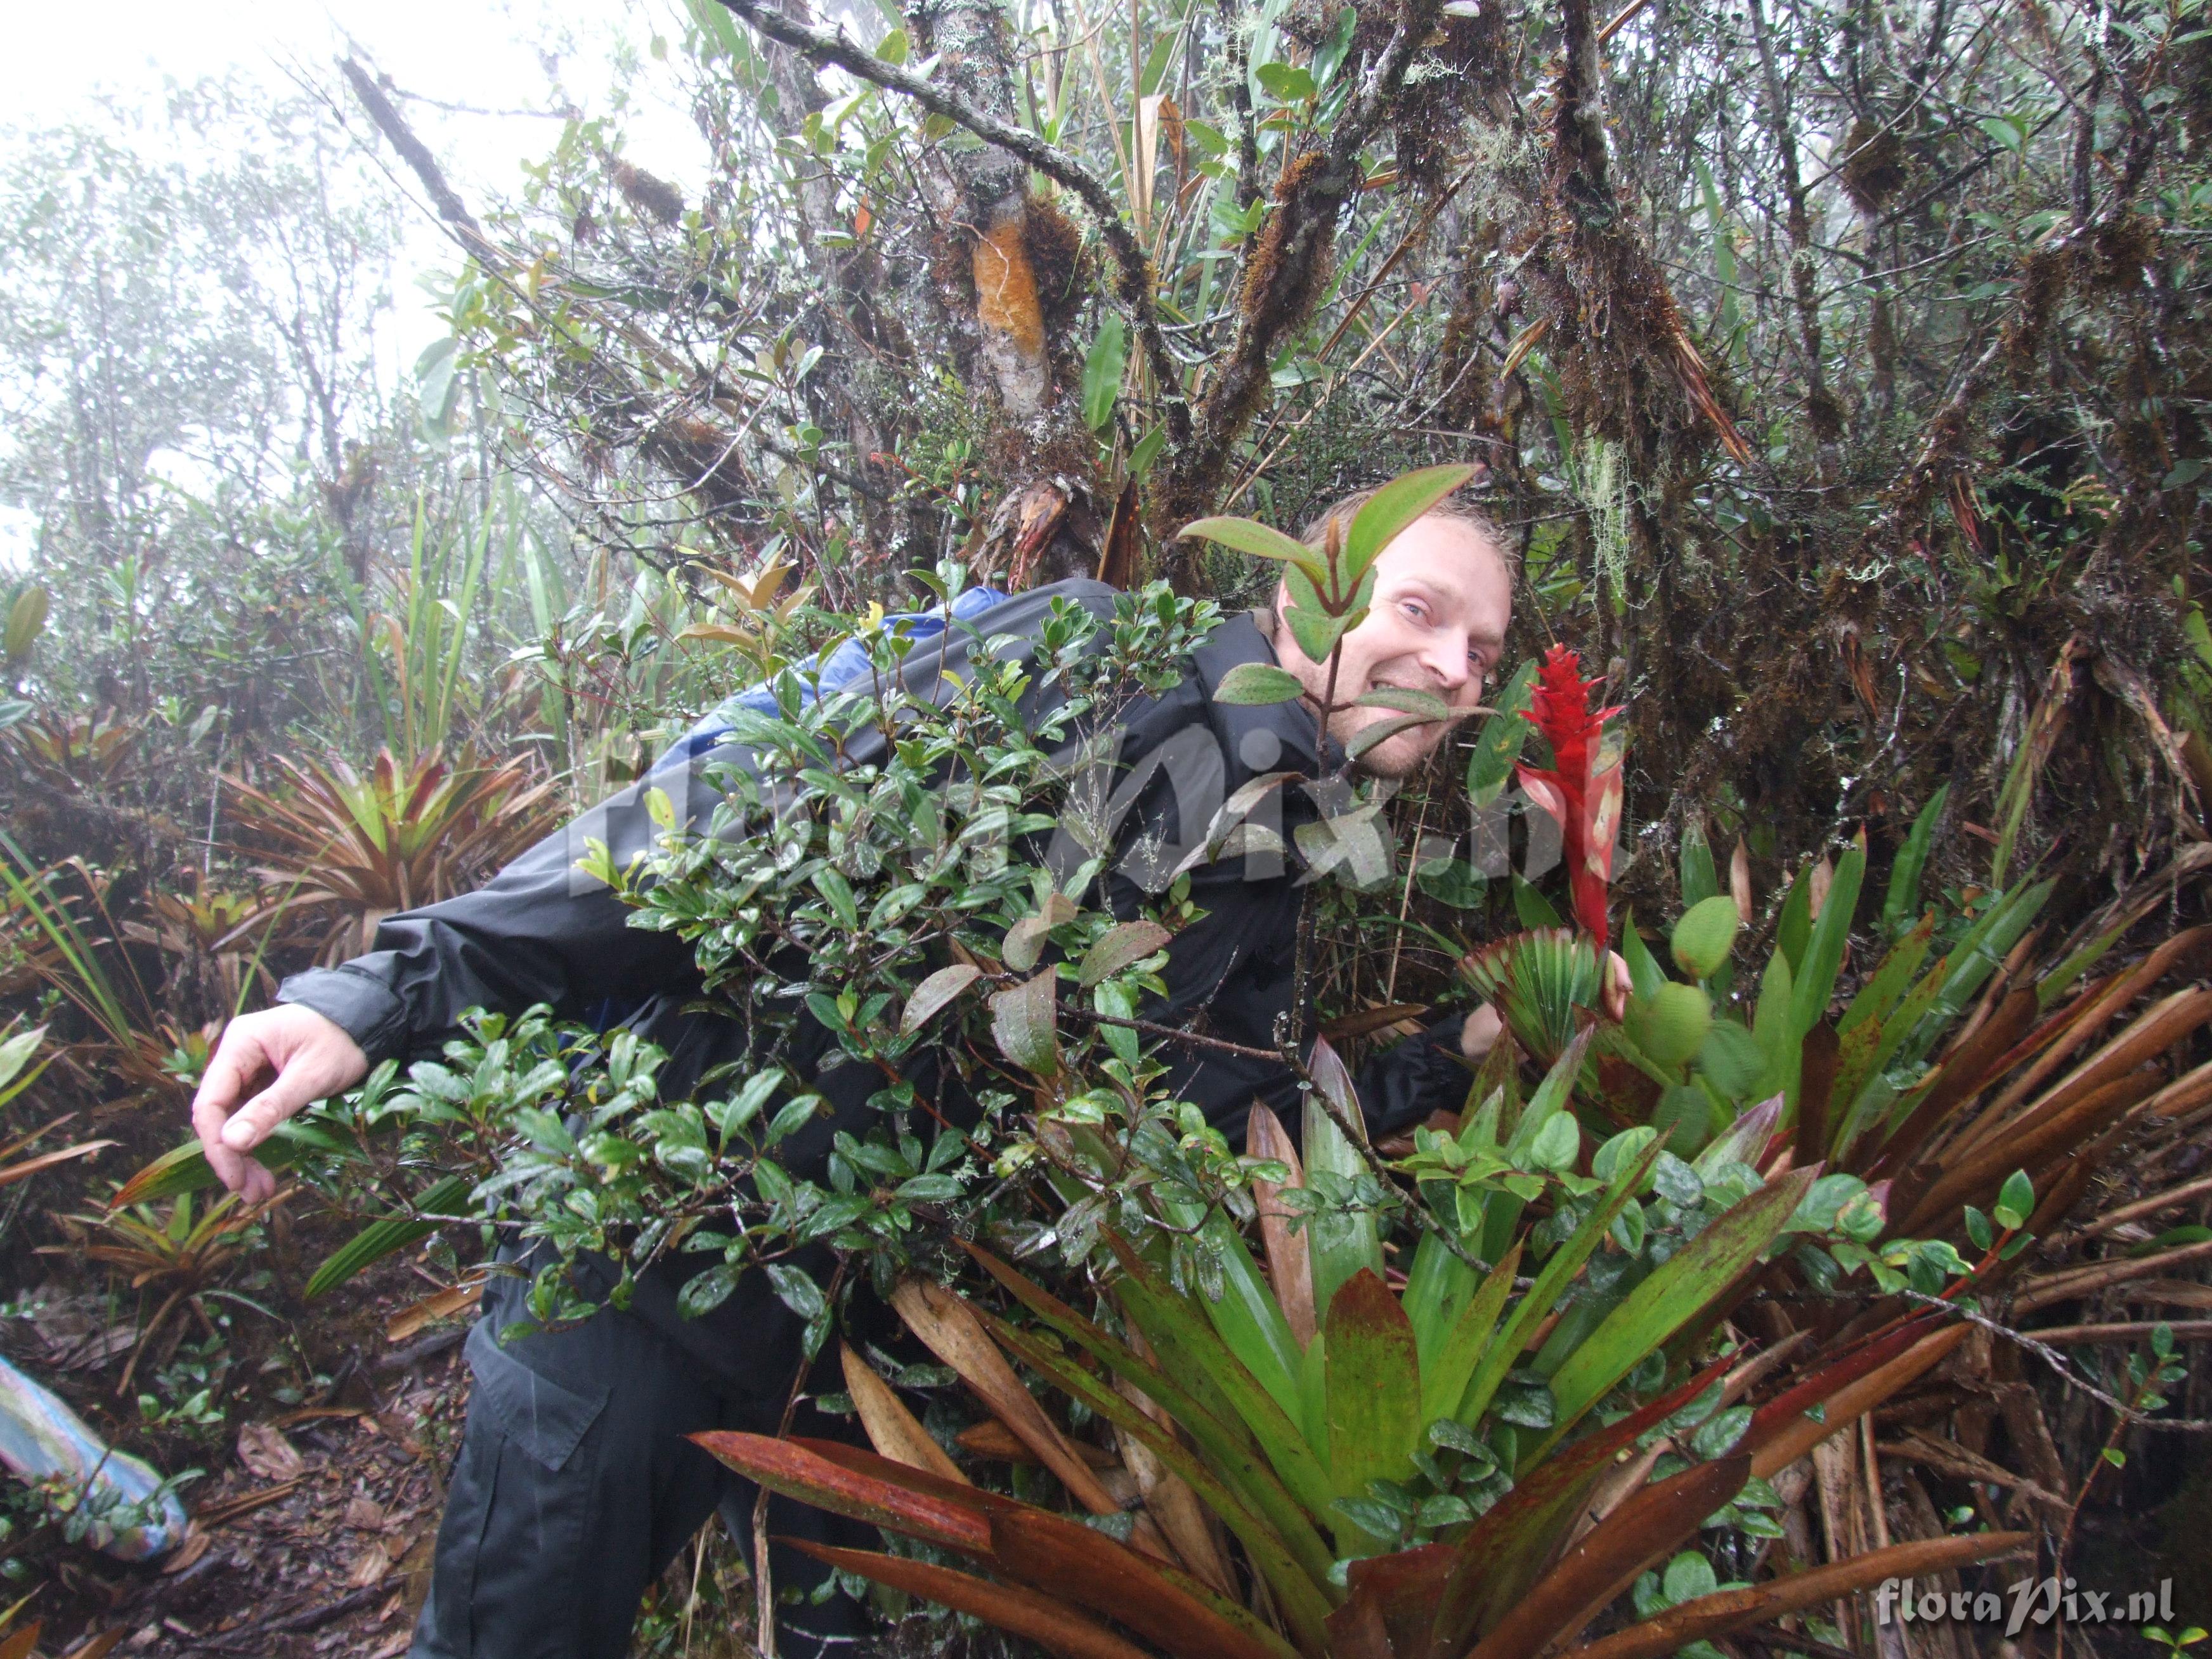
[1296,486,1517,575]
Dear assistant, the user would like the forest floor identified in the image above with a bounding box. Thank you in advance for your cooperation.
[11,1233,473,1659]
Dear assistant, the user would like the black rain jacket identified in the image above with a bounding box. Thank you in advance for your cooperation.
[278,580,1473,1387]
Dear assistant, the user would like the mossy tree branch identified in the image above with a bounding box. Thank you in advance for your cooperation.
[1160,0,1448,569]
[711,0,1192,450]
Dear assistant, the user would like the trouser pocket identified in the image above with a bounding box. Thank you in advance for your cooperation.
[413,1319,610,1659]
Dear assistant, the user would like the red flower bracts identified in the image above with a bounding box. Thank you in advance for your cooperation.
[1516,644,1625,946]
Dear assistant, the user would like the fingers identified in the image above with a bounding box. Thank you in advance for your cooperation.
[220,1063,325,1154]
[1459,1003,1504,1061]
[193,1024,271,1196]
[1603,951,1632,1022]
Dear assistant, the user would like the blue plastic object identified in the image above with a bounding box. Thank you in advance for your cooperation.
[662,585,1010,763]
[0,1353,188,1559]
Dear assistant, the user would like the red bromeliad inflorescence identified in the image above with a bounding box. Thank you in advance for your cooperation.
[1516,644,1625,947]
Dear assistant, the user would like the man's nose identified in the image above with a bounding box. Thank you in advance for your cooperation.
[1424,637,1473,693]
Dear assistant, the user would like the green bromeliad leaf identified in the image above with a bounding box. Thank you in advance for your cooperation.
[1322,1268,1422,1513]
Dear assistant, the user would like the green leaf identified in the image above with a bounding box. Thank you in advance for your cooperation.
[1284,601,1353,664]
[1459,1138,1662,1429]
[1681,823,1720,909]
[1465,658,1537,807]
[1513,875,1566,930]
[811,866,860,929]
[1837,913,1935,1039]
[1416,1246,1519,1426]
[1107,1236,1334,1519]
[989,973,1059,1076]
[1355,686,1455,722]
[1993,1169,2034,1231]
[1346,712,1435,761]
[963,1250,1339,1607]
[902,964,982,1034]
[1539,1167,1816,1449]
[1214,662,1307,705]
[1775,863,1814,972]
[112,1121,329,1208]
[5,585,50,662]
[1081,313,1128,434]
[1621,916,1668,1000]
[304,1174,472,1299]
[1671,896,1741,982]
[1789,836,1866,1041]
[1530,1109,1582,1171]
[1625,982,1714,1072]
[973,1303,1337,1643]
[1324,1270,1422,1506]
[1180,516,1328,590]
[1129,422,1169,480]
[1303,1039,1384,1324]
[414,337,461,436]
[1697,1019,1766,1102]
[0,1024,45,1096]
[1341,464,1477,585]
[1882,785,1948,937]
[1077,920,1171,987]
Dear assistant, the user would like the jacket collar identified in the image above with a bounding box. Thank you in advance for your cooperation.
[1188,608,1343,783]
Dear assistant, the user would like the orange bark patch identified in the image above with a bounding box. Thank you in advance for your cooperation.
[972,214,1046,363]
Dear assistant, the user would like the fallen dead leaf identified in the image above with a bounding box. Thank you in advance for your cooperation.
[159,1526,212,1575]
[368,1630,413,1659]
[347,1540,394,1589]
[385,1274,485,1345]
[235,1422,304,1482]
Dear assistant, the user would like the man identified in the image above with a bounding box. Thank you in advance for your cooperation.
[189,493,1534,1656]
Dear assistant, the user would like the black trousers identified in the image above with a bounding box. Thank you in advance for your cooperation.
[407,1268,874,1658]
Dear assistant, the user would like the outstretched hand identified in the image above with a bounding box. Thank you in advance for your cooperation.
[190,1005,369,1206]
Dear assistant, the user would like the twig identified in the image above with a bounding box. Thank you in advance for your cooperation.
[2019,1318,2212,1345]
[1057,1002,1285,1062]
[190,1582,389,1652]
[1894,1288,2212,1430]
[374,1327,468,1372]
[192,1478,304,1530]
[706,0,1190,449]
[335,59,490,245]
[2055,1169,2212,1245]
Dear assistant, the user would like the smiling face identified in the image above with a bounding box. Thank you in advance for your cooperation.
[1268,512,1514,778]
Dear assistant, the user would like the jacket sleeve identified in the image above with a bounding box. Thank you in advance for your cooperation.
[1354,1015,1475,1140]
[275,771,702,1066]
[280,578,1133,1067]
